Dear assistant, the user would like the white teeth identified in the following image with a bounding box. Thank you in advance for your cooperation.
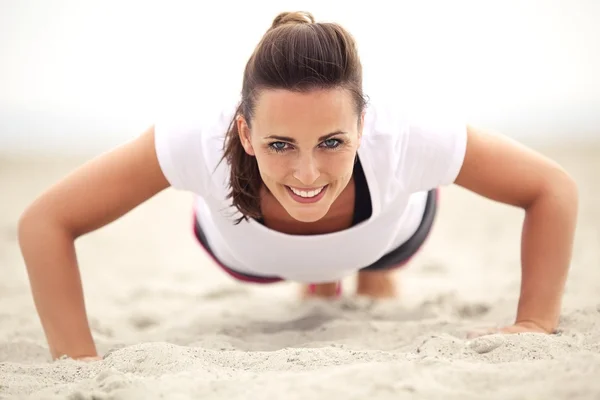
[289,186,324,198]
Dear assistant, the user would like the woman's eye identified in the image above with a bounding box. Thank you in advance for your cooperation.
[322,139,340,148]
[270,142,288,152]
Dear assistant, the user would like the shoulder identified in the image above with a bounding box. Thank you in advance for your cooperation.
[362,97,407,140]
[360,96,467,193]
[153,96,240,194]
[362,96,466,152]
[359,97,410,169]
[363,96,464,141]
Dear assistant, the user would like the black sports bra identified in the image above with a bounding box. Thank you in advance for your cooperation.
[351,155,373,226]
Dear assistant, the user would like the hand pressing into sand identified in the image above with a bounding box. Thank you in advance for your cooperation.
[467,321,551,339]
[75,356,102,362]
[56,355,102,362]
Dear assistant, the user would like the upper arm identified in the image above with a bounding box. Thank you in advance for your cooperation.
[19,126,171,238]
[453,125,578,209]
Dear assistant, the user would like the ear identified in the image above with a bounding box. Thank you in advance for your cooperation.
[236,114,255,156]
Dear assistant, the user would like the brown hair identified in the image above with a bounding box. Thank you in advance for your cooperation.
[219,11,368,224]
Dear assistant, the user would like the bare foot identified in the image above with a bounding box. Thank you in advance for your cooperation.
[356,270,397,298]
[300,282,340,299]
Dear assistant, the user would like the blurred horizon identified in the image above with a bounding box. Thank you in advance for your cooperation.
[1,0,599,157]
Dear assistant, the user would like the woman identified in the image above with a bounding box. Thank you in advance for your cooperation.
[18,11,578,362]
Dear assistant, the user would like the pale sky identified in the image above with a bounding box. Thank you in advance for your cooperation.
[1,0,599,155]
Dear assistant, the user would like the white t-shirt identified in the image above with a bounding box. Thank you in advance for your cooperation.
[154,97,467,283]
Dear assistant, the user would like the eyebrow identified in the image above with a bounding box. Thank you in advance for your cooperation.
[264,131,348,143]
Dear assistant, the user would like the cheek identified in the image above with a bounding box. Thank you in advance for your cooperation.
[320,152,356,177]
[255,153,289,182]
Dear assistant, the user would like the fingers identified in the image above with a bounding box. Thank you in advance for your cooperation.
[466,327,499,339]
[75,356,103,362]
[467,323,550,339]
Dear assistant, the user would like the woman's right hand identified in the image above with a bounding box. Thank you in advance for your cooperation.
[18,126,171,360]
[76,356,103,362]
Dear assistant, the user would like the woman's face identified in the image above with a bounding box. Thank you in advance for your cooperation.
[237,88,364,223]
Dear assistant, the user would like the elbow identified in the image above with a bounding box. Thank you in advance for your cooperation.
[565,173,579,219]
[18,202,79,253]
[17,204,56,252]
[558,169,579,207]
[17,206,40,252]
[543,167,579,218]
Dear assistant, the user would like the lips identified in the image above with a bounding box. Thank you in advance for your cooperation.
[288,185,325,198]
[286,185,328,204]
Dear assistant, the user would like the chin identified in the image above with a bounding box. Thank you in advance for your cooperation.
[281,199,330,223]
[288,209,327,223]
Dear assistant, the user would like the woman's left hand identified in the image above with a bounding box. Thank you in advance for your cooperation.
[467,321,552,339]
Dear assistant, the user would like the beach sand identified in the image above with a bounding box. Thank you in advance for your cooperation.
[1,144,599,399]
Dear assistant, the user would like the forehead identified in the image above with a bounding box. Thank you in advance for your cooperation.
[252,88,356,135]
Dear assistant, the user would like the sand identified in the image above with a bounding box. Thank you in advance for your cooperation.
[1,144,600,399]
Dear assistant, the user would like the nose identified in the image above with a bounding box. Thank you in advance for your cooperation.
[292,152,320,185]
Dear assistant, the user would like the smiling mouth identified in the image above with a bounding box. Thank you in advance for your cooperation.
[285,185,329,203]
[288,186,325,198]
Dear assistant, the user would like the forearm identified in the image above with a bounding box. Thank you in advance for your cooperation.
[18,216,98,360]
[516,177,578,332]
